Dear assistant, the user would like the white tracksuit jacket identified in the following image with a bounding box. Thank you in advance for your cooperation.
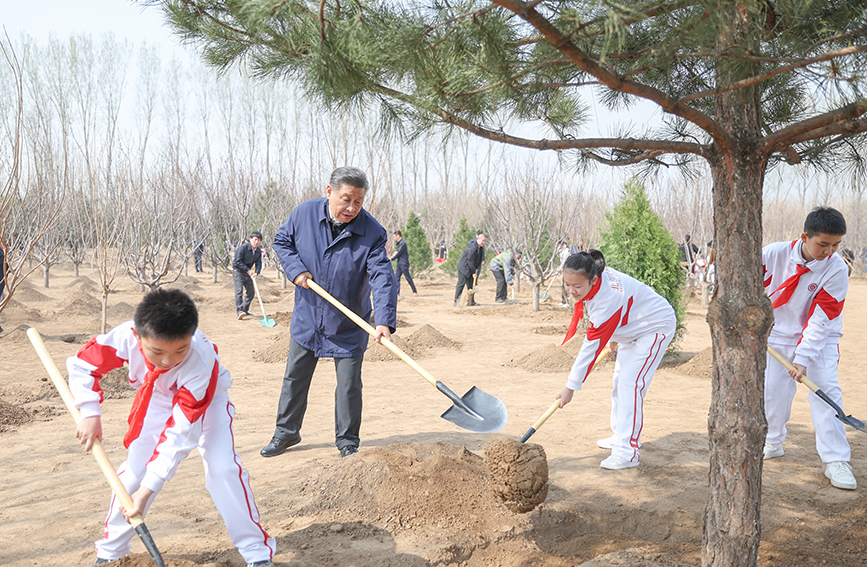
[66,322,275,563]
[762,240,850,462]
[566,268,676,462]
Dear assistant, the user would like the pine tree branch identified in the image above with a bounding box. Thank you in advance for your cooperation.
[490,0,733,151]
[375,84,706,159]
[762,99,867,152]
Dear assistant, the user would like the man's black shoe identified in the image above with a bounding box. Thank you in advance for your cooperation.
[260,435,301,457]
[339,445,358,458]
[470,301,481,306]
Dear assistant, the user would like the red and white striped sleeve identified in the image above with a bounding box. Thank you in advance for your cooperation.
[566,289,621,391]
[793,263,847,367]
[65,323,134,419]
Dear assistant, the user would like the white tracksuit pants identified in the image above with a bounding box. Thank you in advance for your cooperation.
[95,391,275,563]
[764,342,851,463]
[607,326,675,463]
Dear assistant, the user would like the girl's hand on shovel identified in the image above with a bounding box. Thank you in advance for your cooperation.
[123,487,154,522]
[556,387,575,409]
[75,416,103,452]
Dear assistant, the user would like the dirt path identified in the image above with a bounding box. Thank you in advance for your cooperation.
[1,265,865,567]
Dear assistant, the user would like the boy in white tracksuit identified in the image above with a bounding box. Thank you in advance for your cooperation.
[556,250,676,470]
[67,289,276,566]
[762,206,856,490]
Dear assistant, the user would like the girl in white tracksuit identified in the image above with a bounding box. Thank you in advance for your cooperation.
[556,250,676,470]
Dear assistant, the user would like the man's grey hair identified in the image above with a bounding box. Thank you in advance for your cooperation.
[329,166,369,191]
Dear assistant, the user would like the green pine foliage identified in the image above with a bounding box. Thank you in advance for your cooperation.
[399,212,433,274]
[598,178,685,349]
[441,218,478,278]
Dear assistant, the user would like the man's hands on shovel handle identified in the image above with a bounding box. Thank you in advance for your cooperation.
[295,271,391,343]
[76,415,103,452]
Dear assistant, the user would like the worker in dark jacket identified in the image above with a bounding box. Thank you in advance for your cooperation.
[454,232,487,307]
[390,230,417,297]
[232,231,262,319]
[262,167,397,459]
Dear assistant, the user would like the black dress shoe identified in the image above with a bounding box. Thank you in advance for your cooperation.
[260,435,301,457]
[339,445,358,458]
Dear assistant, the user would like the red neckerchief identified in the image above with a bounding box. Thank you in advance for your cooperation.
[771,264,810,309]
[562,274,603,345]
[123,347,168,448]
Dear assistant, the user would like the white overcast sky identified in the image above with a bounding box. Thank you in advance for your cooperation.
[2,0,189,59]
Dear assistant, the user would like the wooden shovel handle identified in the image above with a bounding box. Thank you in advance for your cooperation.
[307,280,438,387]
[251,276,268,317]
[26,328,144,528]
[766,344,820,393]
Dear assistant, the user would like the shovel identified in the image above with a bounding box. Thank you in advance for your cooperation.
[251,277,276,327]
[520,347,611,443]
[538,276,558,301]
[767,345,866,434]
[26,328,167,567]
[307,279,507,433]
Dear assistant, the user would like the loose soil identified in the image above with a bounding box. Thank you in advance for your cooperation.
[1,266,866,567]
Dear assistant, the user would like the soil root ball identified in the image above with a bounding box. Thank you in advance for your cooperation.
[485,438,549,513]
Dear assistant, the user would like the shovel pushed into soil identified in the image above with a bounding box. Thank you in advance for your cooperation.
[520,347,611,443]
[251,277,276,327]
[767,345,866,434]
[26,328,167,567]
[307,280,507,433]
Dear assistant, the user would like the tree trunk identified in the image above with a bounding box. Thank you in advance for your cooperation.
[101,290,108,335]
[74,262,80,277]
[702,152,774,567]
[43,264,50,288]
[212,265,218,284]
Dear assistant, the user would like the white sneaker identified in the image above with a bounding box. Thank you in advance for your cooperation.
[597,434,618,449]
[600,454,639,470]
[825,461,857,490]
[763,443,785,459]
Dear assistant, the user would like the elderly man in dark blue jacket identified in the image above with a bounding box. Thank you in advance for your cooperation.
[261,167,397,459]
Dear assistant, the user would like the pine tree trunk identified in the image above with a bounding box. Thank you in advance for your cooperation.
[701,9,777,565]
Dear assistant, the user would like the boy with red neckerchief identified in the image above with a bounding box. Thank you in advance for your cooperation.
[67,288,276,566]
[762,206,857,490]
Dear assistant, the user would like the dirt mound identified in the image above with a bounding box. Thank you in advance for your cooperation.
[395,317,412,328]
[512,339,582,373]
[0,324,32,343]
[10,287,51,302]
[676,347,713,380]
[405,324,461,352]
[253,333,294,364]
[272,311,292,326]
[288,442,518,534]
[2,299,46,322]
[365,334,419,361]
[106,301,136,321]
[0,398,32,432]
[531,324,568,336]
[485,438,549,513]
[57,292,102,317]
[65,277,100,293]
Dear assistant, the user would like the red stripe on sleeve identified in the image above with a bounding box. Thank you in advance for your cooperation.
[621,296,634,326]
[174,360,220,424]
[76,338,127,402]
[809,289,845,321]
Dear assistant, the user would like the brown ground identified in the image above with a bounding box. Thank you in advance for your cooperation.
[1,265,866,567]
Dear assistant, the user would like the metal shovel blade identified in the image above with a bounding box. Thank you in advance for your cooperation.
[439,384,508,433]
[259,316,276,328]
[814,388,867,434]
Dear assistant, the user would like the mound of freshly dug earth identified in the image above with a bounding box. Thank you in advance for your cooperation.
[512,339,582,373]
[253,332,295,364]
[106,301,136,321]
[285,442,519,533]
[405,324,461,352]
[57,292,102,317]
[676,347,713,380]
[365,334,419,362]
[11,287,51,302]
[0,399,31,432]
[485,438,549,513]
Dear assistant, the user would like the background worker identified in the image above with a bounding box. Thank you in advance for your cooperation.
[490,249,521,303]
[390,230,417,298]
[454,232,487,307]
[233,231,263,320]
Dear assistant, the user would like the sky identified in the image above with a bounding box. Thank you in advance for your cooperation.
[2,0,188,60]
